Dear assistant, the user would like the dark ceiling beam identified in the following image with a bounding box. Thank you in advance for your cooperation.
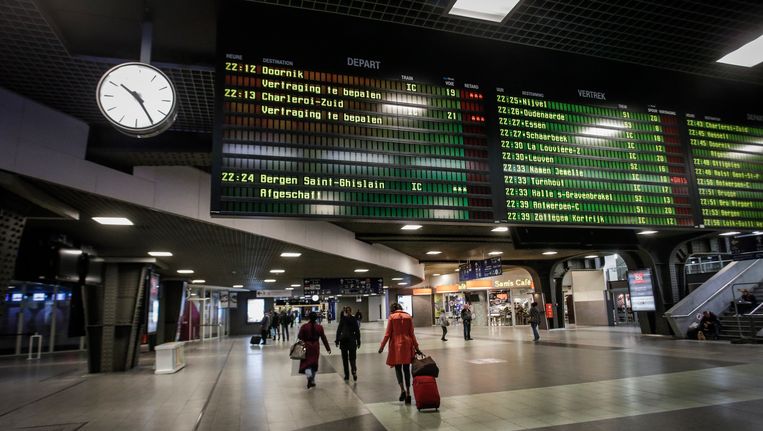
[0,172,80,220]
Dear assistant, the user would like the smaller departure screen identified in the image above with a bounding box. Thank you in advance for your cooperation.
[686,116,763,229]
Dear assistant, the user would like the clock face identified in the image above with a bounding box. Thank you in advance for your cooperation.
[96,62,178,137]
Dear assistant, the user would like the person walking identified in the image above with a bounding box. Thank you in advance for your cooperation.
[461,303,473,340]
[280,309,290,342]
[379,303,421,405]
[355,309,363,328]
[271,309,281,340]
[438,311,449,341]
[529,302,541,341]
[335,306,361,381]
[298,311,331,389]
[259,311,271,345]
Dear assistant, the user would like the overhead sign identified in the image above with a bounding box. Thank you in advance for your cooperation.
[255,290,293,298]
[627,269,656,311]
[458,257,502,282]
[303,278,383,296]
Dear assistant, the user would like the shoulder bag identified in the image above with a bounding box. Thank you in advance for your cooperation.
[289,340,306,360]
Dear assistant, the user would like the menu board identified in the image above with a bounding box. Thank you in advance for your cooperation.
[496,91,694,227]
[686,116,763,229]
[213,57,494,222]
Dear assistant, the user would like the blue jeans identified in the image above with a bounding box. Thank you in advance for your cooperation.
[531,322,540,340]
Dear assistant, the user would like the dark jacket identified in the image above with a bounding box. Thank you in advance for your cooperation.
[461,308,472,323]
[336,314,361,349]
[529,306,541,324]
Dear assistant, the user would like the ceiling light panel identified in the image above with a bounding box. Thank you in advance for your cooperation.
[447,0,521,23]
[717,35,763,67]
[92,217,133,225]
[148,251,173,257]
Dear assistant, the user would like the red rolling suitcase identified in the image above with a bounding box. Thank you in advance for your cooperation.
[412,375,440,411]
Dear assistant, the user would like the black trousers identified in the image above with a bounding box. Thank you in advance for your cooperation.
[340,347,357,378]
[441,326,448,339]
[281,324,289,341]
[463,321,471,339]
[260,329,268,344]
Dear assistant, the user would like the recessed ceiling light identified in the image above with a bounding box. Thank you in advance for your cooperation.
[232,284,243,288]
[392,277,403,281]
[92,217,133,225]
[290,284,300,287]
[426,250,442,255]
[447,0,521,23]
[397,282,408,286]
[585,255,598,259]
[401,224,422,230]
[354,268,369,273]
[433,273,441,276]
[491,226,509,232]
[148,251,173,257]
[191,279,205,284]
[488,251,503,256]
[542,251,558,255]
[177,269,194,274]
[719,231,741,236]
[637,230,658,235]
[717,34,763,67]
[269,269,285,274]
[264,279,276,283]
[280,252,302,257]
[383,285,389,289]
[61,249,83,255]
[285,287,294,290]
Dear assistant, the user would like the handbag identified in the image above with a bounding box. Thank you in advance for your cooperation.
[289,340,306,360]
[412,353,439,378]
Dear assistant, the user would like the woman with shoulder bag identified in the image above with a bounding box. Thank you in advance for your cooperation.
[297,312,331,389]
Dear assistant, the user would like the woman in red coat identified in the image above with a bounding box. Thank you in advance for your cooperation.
[378,303,421,404]
[298,311,331,389]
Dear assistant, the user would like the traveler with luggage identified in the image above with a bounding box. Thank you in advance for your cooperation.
[378,302,421,404]
[259,311,271,345]
[298,311,331,389]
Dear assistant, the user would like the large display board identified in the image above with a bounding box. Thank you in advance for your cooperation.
[686,116,763,229]
[497,92,693,227]
[214,60,494,222]
[213,1,763,230]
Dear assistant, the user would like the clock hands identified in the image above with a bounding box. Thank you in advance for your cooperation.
[120,83,154,124]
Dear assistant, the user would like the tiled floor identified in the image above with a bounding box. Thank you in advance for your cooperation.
[1,322,762,430]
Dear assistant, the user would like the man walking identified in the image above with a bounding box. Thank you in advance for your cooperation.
[460,304,472,340]
[529,302,541,341]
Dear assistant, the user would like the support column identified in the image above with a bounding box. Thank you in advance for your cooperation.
[0,209,26,319]
[85,263,148,372]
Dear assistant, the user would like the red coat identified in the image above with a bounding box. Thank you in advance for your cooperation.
[297,322,330,373]
[379,310,418,366]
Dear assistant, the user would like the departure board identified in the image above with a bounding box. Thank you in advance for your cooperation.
[213,58,494,221]
[686,116,763,229]
[496,91,694,227]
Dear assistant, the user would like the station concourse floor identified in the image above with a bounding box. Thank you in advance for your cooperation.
[1,322,763,431]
